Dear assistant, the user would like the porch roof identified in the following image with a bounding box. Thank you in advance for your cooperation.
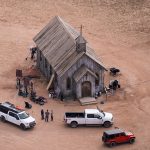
[73,65,98,83]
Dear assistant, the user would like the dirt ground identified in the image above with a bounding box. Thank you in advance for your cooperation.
[0,0,150,150]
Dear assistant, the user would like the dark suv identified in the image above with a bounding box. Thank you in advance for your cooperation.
[102,128,135,147]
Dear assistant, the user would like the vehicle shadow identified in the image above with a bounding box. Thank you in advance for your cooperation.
[102,142,135,148]
[0,120,35,131]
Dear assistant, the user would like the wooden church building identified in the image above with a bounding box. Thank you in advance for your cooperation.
[33,16,107,99]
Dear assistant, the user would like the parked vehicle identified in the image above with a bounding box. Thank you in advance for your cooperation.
[64,109,113,128]
[0,102,36,130]
[102,128,135,147]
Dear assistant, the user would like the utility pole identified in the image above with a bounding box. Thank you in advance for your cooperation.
[80,24,83,36]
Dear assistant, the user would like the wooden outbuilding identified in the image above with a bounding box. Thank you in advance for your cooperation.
[33,16,107,99]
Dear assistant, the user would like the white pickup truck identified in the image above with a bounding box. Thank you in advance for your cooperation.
[0,102,36,130]
[64,109,113,128]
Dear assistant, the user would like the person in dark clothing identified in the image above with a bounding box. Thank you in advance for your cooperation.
[24,85,28,97]
[45,110,50,122]
[16,77,21,89]
[51,110,53,121]
[60,92,64,101]
[30,81,33,91]
[30,47,37,60]
[41,109,44,120]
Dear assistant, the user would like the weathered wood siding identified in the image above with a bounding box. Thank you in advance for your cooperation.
[58,54,104,98]
[37,48,53,81]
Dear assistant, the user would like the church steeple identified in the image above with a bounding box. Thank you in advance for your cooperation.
[76,25,86,52]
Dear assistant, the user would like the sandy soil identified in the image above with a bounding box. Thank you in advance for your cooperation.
[0,0,150,150]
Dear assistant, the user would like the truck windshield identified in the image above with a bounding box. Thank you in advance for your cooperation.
[18,112,29,119]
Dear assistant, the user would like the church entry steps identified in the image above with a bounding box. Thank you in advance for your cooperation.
[79,97,97,105]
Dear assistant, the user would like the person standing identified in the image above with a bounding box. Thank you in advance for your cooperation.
[31,47,37,60]
[60,92,64,101]
[45,110,50,122]
[30,81,33,91]
[41,109,44,120]
[51,110,53,121]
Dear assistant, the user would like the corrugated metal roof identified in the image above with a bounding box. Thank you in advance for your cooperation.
[73,65,98,82]
[33,16,107,76]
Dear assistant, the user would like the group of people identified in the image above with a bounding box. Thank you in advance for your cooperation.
[41,109,53,122]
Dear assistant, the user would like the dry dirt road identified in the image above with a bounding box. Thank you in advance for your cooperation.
[0,0,150,150]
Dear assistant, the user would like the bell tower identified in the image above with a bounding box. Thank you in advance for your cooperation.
[76,25,86,52]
